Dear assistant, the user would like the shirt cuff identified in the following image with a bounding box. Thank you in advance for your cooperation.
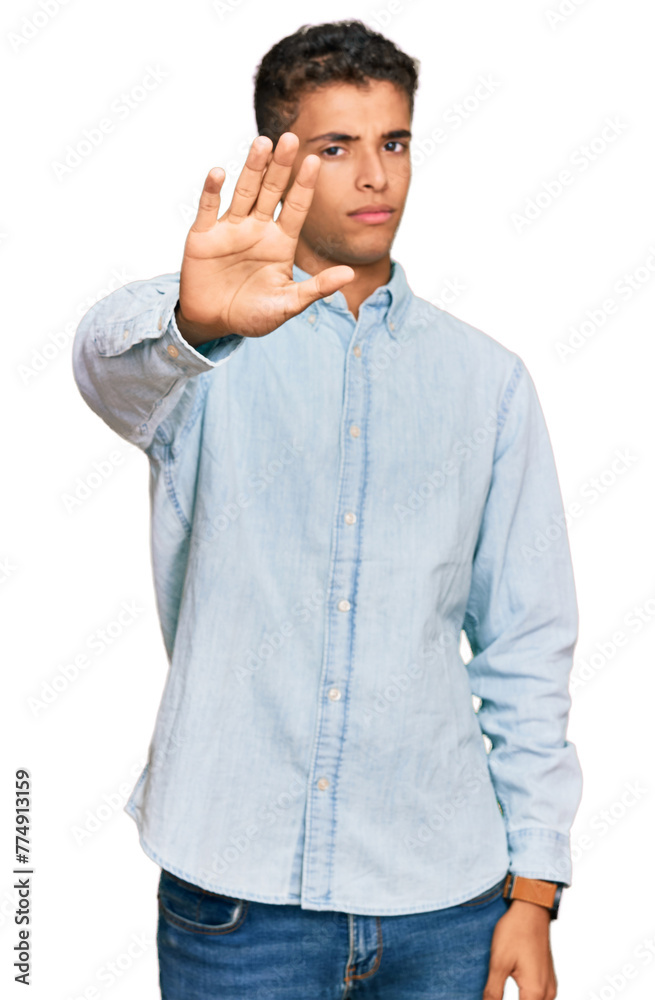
[506,827,573,886]
[168,299,246,369]
[91,283,246,374]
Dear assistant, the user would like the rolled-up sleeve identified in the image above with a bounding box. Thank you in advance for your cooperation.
[72,271,245,452]
[462,355,583,886]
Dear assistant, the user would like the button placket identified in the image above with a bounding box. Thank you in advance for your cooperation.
[301,311,373,906]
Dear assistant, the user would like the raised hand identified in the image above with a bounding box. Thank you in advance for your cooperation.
[176,132,355,344]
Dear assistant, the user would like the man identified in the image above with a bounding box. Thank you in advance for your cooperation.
[72,18,582,1000]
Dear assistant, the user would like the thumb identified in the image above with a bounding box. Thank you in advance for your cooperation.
[293,265,355,311]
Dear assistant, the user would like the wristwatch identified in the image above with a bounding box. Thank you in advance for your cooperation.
[502,874,564,920]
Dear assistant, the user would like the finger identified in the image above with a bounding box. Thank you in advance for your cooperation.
[251,132,299,221]
[191,167,226,233]
[481,962,510,1000]
[261,146,275,172]
[276,153,321,241]
[293,265,355,312]
[226,135,273,222]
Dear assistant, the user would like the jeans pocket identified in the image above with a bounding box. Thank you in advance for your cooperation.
[157,868,249,935]
[458,876,507,909]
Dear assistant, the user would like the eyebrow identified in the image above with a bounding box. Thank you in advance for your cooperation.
[306,129,412,143]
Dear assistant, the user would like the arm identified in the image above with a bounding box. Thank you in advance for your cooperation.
[463,356,581,1000]
[462,355,583,886]
[73,130,355,453]
[72,273,245,452]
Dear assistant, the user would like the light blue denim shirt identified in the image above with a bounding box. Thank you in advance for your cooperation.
[72,257,583,915]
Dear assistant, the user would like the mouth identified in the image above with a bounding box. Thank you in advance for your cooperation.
[347,207,395,225]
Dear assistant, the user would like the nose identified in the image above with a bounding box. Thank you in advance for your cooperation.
[355,148,388,191]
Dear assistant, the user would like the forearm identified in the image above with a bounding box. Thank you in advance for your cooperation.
[72,273,244,451]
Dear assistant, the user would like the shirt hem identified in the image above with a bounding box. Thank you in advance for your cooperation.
[124,803,510,915]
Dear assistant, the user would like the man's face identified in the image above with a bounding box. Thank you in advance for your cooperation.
[280,79,412,269]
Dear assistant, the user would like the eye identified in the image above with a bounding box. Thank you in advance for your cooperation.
[320,141,408,158]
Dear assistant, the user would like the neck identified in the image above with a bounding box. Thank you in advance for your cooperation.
[295,243,392,322]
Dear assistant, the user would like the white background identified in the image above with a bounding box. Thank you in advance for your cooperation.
[3,0,654,997]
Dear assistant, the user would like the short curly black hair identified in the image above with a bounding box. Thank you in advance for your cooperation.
[253,20,420,148]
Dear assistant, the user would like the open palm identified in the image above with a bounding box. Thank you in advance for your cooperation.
[177,132,355,340]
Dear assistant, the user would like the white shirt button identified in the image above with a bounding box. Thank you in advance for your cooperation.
[389,321,395,331]
[167,344,179,358]
[123,328,129,339]
[158,316,163,331]
[350,425,360,438]
[328,687,341,701]
[344,512,356,524]
[308,314,316,324]
[317,777,330,790]
[353,345,362,357]
[337,599,351,612]
[324,295,334,304]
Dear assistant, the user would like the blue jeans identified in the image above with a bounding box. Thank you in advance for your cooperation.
[157,867,511,998]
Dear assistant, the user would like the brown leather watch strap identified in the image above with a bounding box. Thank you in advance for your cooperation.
[503,874,559,913]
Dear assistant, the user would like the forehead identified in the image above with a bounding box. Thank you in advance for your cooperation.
[292,79,411,134]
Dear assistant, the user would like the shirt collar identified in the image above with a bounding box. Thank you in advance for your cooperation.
[292,256,412,340]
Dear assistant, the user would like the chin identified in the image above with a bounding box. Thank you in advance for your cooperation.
[343,242,394,266]
[304,232,392,269]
